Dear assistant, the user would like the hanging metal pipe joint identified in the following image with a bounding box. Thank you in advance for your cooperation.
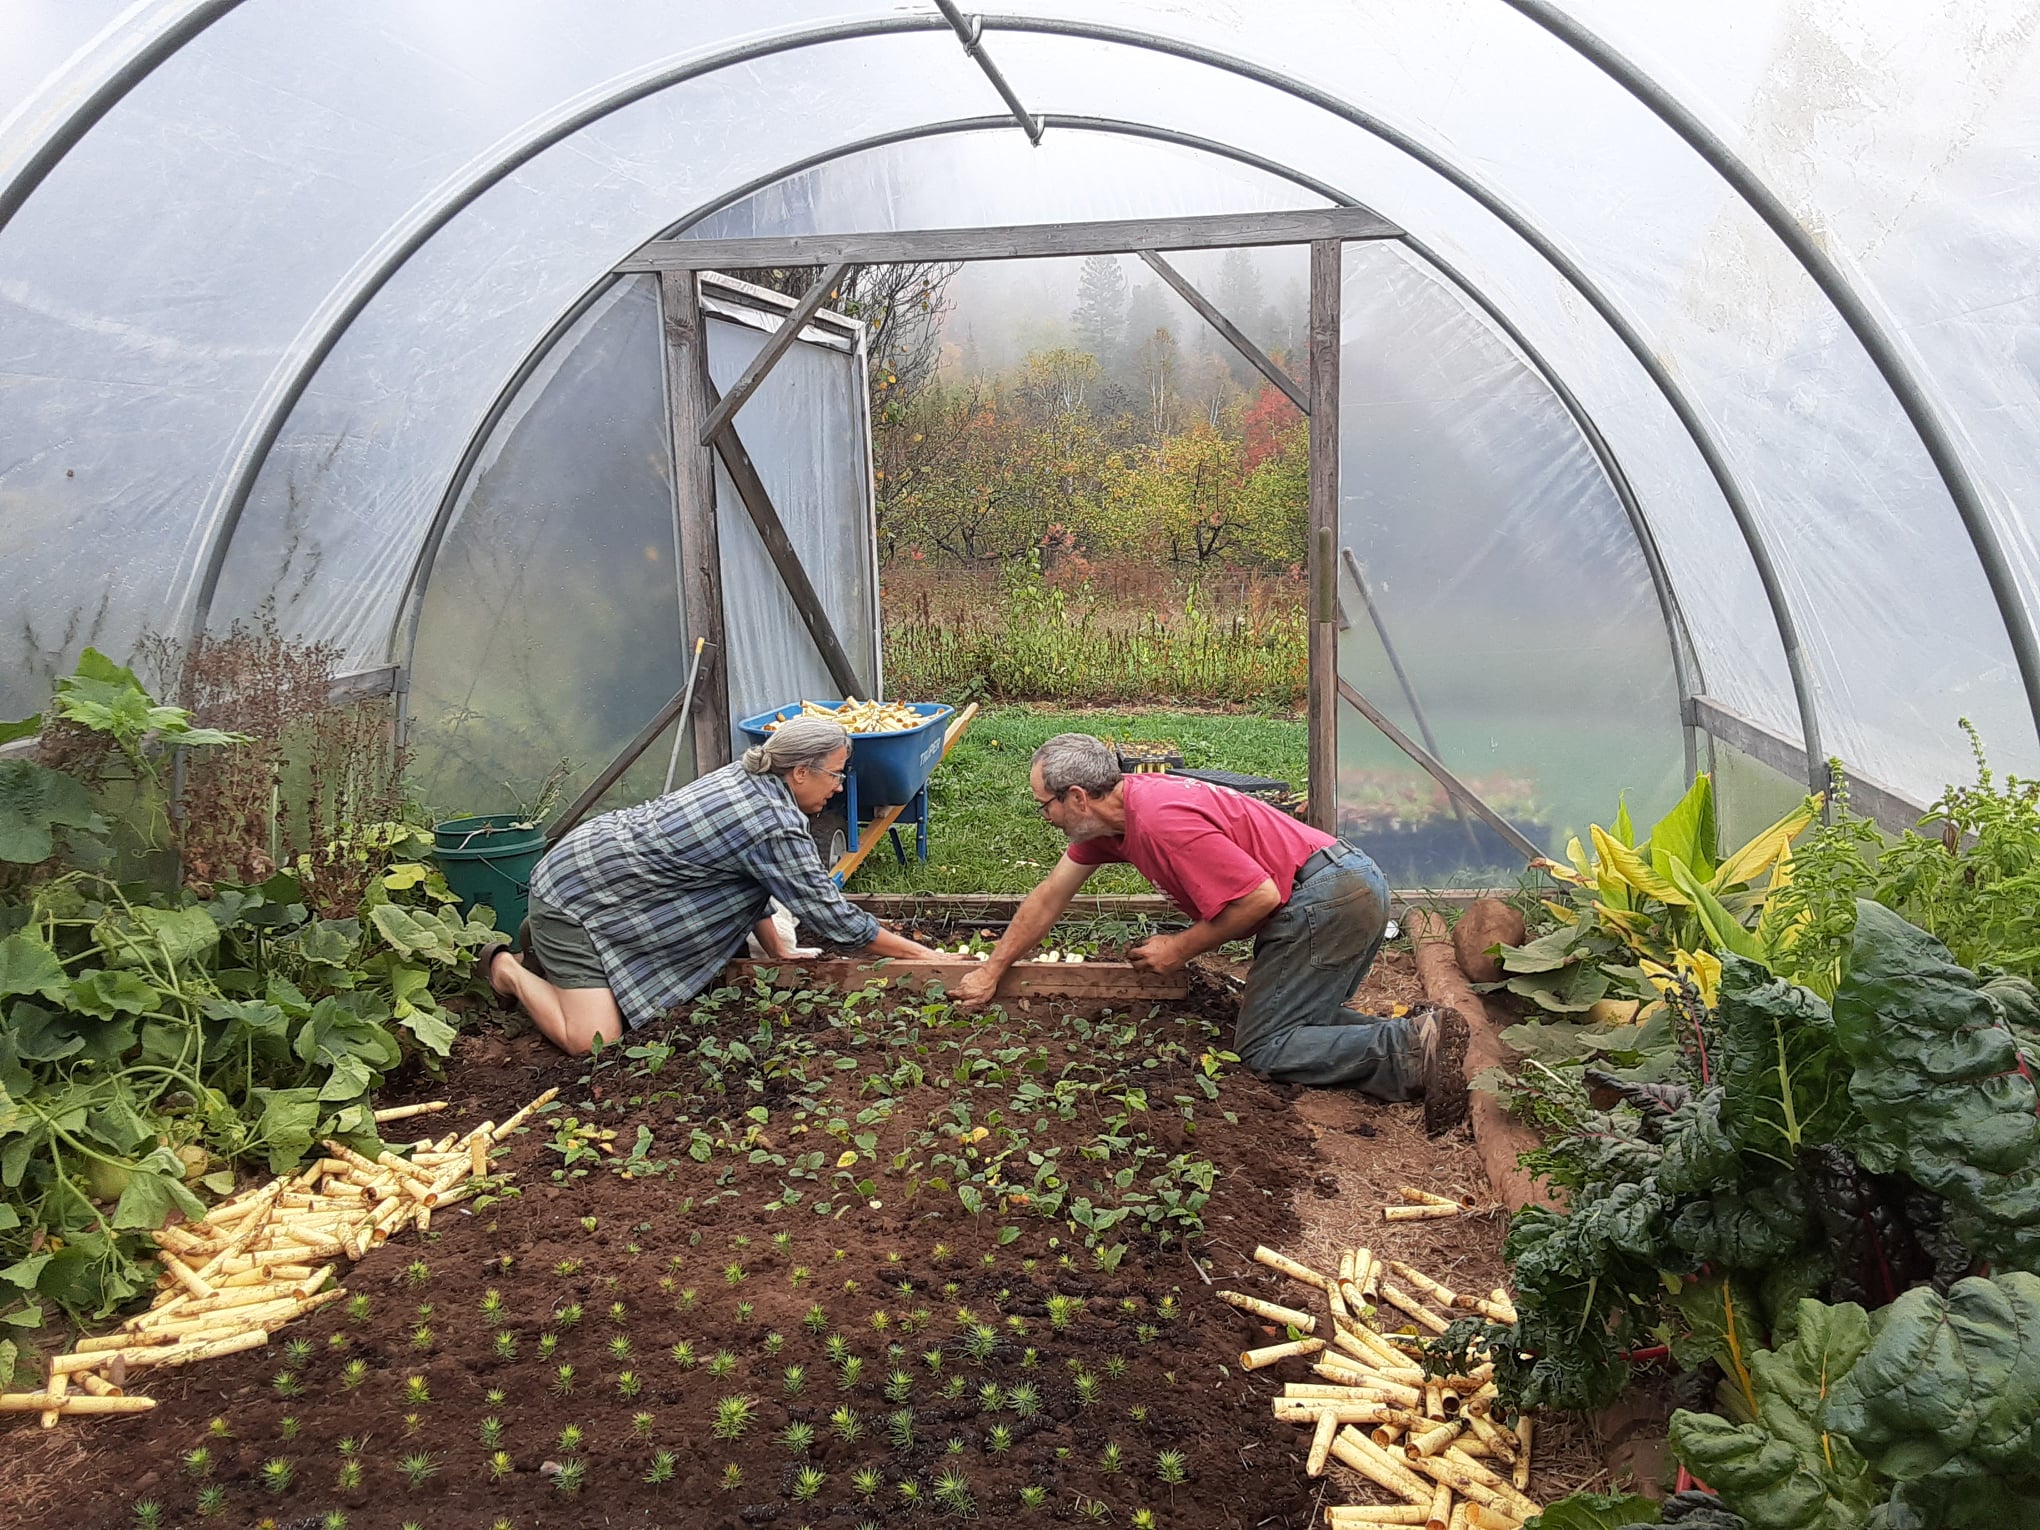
[933,1,1045,144]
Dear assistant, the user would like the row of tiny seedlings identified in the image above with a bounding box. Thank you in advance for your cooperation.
[129,981,1231,1525]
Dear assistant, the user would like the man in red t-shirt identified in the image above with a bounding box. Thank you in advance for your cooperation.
[954,735,1466,1118]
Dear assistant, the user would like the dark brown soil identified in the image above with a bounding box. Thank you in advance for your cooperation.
[5,944,1596,1528]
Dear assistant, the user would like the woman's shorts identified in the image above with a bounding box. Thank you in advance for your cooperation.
[523,892,612,990]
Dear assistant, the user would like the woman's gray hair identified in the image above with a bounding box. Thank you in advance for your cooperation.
[1032,733,1122,797]
[743,715,851,776]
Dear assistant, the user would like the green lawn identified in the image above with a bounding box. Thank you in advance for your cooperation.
[846,706,1305,896]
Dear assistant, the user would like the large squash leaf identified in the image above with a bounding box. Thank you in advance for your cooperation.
[0,760,104,863]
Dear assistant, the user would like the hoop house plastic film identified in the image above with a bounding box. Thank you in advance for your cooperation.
[1564,0,2040,788]
[705,304,883,740]
[1332,244,1684,882]
[194,28,1007,676]
[405,277,682,815]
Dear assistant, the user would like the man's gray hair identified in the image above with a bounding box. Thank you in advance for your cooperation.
[1033,733,1122,798]
[743,715,850,776]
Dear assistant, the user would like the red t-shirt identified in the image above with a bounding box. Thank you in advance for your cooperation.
[1065,774,1336,923]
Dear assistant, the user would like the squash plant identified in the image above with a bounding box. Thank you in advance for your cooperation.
[0,654,496,1327]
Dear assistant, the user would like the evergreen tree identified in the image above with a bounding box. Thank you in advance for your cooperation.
[1070,254,1129,361]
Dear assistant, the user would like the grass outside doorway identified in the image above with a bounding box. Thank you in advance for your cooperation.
[845,706,1305,897]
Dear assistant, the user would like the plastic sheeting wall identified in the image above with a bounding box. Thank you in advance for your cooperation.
[405,277,880,817]
[5,1,2040,815]
[1332,244,1684,881]
[705,308,883,734]
[405,277,684,815]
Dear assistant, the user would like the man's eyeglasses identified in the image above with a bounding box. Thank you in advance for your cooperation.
[808,765,847,785]
[1034,788,1069,818]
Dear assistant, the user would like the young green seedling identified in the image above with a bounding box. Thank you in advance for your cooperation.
[195,1488,226,1518]
[552,1459,586,1494]
[783,1363,807,1395]
[557,1424,584,1454]
[1155,1450,1188,1485]
[670,1340,696,1368]
[707,1350,737,1379]
[711,1395,755,1440]
[630,1410,654,1439]
[398,1456,439,1490]
[780,1421,815,1456]
[486,1450,514,1482]
[479,1416,504,1448]
[720,1463,744,1492]
[830,1404,865,1442]
[644,1449,677,1484]
[260,1458,294,1494]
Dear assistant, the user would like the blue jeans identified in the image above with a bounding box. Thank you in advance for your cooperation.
[1235,845,1425,1100]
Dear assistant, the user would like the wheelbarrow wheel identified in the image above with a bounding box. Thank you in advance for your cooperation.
[808,806,849,867]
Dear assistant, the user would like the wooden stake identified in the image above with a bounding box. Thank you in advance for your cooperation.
[1384,1204,1460,1222]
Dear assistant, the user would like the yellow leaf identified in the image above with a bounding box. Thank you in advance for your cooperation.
[1541,899,1579,926]
[1710,801,1818,891]
[1592,826,1689,905]
[836,1151,860,1169]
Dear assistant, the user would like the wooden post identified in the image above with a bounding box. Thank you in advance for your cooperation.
[1307,239,1343,834]
[660,270,732,772]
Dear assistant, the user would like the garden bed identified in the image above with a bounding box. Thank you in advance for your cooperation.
[0,946,1610,1529]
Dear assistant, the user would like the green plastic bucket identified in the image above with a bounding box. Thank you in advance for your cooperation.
[432,814,545,936]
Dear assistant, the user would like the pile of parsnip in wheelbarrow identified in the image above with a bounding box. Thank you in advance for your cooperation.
[1229,1188,1541,1530]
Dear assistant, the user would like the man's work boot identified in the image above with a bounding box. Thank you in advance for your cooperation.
[1412,1005,1470,1135]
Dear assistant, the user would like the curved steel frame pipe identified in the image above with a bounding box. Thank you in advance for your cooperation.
[393,114,1705,784]
[14,7,2021,764]
[977,15,1825,782]
[0,0,246,239]
[81,11,1810,771]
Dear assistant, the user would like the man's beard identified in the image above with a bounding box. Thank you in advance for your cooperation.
[1060,807,1114,842]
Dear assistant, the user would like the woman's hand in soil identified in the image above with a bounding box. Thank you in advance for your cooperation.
[1127,934,1192,975]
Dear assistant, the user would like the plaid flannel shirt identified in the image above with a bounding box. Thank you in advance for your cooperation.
[529,761,878,1026]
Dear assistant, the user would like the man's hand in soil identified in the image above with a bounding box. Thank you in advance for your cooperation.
[951,963,1001,1009]
[1126,933,1192,976]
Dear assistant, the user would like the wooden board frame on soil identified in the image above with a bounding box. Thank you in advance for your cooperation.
[721,956,1190,1002]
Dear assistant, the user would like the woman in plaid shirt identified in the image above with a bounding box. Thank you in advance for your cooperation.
[480,716,947,1054]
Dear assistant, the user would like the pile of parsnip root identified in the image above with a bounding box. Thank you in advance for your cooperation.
[1227,1187,1542,1530]
[1,1088,556,1425]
